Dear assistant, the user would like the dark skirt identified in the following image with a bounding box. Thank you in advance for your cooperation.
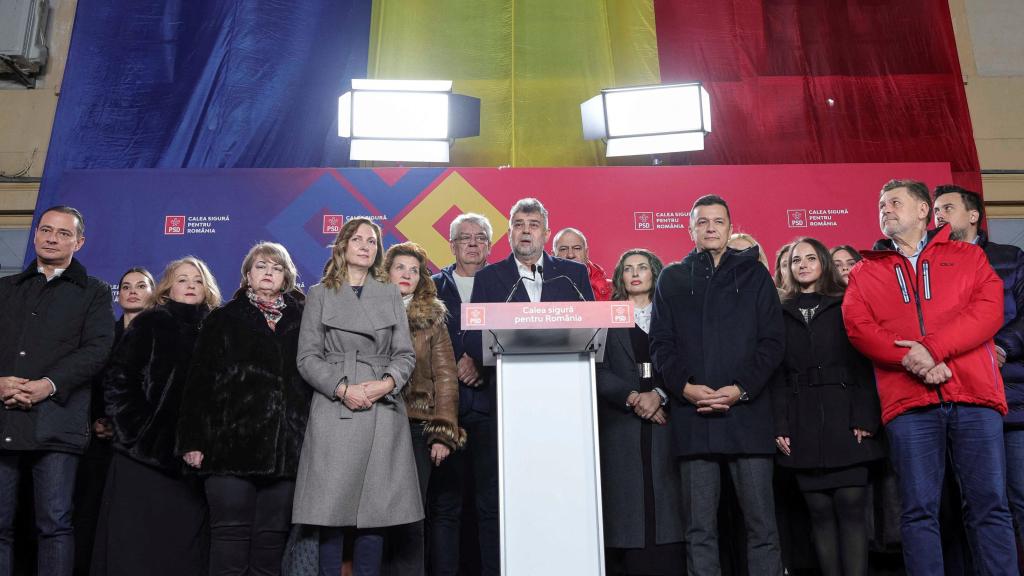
[91,452,207,576]
[794,464,869,493]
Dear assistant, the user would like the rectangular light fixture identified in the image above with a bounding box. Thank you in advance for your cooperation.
[338,79,480,163]
[581,82,711,157]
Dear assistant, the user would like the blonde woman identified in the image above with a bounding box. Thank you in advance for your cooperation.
[294,218,418,576]
[93,256,221,576]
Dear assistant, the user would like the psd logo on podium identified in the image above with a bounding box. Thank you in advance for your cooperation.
[611,304,630,324]
[465,306,486,327]
[164,216,185,235]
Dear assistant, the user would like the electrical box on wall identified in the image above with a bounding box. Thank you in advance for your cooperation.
[0,0,50,86]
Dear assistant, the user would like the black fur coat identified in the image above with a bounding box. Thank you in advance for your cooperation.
[104,300,208,471]
[175,292,311,478]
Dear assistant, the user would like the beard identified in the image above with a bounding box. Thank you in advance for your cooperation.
[512,241,541,261]
[948,226,969,241]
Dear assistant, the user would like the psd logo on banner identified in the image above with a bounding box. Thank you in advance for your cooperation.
[165,216,185,235]
[323,214,344,235]
[634,212,653,231]
[787,210,808,228]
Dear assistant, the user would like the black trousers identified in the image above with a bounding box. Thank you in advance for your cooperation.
[204,475,294,576]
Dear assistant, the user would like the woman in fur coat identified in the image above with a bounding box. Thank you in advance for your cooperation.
[93,256,222,576]
[176,242,312,576]
[382,241,463,576]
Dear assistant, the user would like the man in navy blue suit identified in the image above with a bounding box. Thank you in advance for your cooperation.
[456,198,593,575]
[470,197,596,305]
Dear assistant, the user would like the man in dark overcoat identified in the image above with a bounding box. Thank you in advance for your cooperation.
[650,194,785,576]
[0,206,114,576]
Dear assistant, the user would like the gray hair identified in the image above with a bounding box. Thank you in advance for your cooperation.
[449,213,494,242]
[509,197,549,230]
[553,227,588,249]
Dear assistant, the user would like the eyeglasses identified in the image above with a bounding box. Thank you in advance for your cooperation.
[453,234,490,245]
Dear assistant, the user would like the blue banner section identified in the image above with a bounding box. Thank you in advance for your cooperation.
[47,168,446,307]
[36,0,372,222]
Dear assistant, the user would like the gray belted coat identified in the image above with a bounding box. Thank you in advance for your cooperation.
[292,277,421,528]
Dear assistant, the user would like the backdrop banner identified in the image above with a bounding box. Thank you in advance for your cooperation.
[40,163,952,308]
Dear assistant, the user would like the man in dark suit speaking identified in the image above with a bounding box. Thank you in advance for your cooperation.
[470,197,596,305]
[464,197,594,573]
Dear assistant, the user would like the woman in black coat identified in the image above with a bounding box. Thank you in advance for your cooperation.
[93,256,222,576]
[596,249,684,575]
[177,242,312,576]
[74,267,155,574]
[772,237,884,576]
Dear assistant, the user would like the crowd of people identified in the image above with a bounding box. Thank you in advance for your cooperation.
[0,178,1021,576]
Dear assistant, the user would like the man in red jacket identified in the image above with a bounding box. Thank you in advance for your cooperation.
[843,179,1016,574]
[553,227,613,300]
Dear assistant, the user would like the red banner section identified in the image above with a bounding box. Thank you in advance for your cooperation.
[51,162,953,301]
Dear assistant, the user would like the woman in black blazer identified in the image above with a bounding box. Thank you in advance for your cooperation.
[596,249,684,576]
[773,237,884,576]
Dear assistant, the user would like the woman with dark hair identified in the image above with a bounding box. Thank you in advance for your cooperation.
[293,218,418,576]
[74,267,156,574]
[383,241,462,575]
[597,248,684,575]
[176,242,311,576]
[830,245,863,286]
[93,256,222,576]
[773,238,884,576]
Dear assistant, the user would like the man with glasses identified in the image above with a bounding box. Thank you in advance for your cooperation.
[430,213,496,575]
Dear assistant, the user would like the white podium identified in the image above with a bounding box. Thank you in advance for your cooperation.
[462,301,634,576]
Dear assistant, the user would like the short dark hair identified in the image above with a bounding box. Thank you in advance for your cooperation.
[40,205,85,237]
[933,184,985,223]
[690,195,731,221]
[830,245,862,262]
[881,179,931,210]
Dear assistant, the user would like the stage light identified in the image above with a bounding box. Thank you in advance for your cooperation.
[581,82,711,157]
[338,79,481,163]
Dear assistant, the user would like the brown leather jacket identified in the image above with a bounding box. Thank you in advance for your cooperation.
[405,295,466,450]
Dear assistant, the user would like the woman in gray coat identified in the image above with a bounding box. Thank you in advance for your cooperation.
[596,249,684,575]
[293,217,419,576]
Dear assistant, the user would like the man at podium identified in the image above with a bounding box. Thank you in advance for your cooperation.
[649,194,785,576]
[466,197,595,574]
[470,198,595,305]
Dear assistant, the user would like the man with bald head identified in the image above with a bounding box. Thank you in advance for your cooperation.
[553,227,612,300]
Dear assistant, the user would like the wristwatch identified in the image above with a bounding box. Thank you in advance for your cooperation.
[653,387,669,406]
[736,384,749,402]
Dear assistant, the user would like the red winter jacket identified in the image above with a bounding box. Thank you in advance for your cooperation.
[842,225,1006,424]
[587,260,613,301]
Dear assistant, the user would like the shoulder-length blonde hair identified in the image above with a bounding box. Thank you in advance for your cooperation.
[154,255,222,310]
[236,241,300,298]
[321,217,384,289]
[728,232,770,269]
[383,242,438,302]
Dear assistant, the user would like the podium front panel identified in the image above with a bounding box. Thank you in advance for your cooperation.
[497,353,605,576]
